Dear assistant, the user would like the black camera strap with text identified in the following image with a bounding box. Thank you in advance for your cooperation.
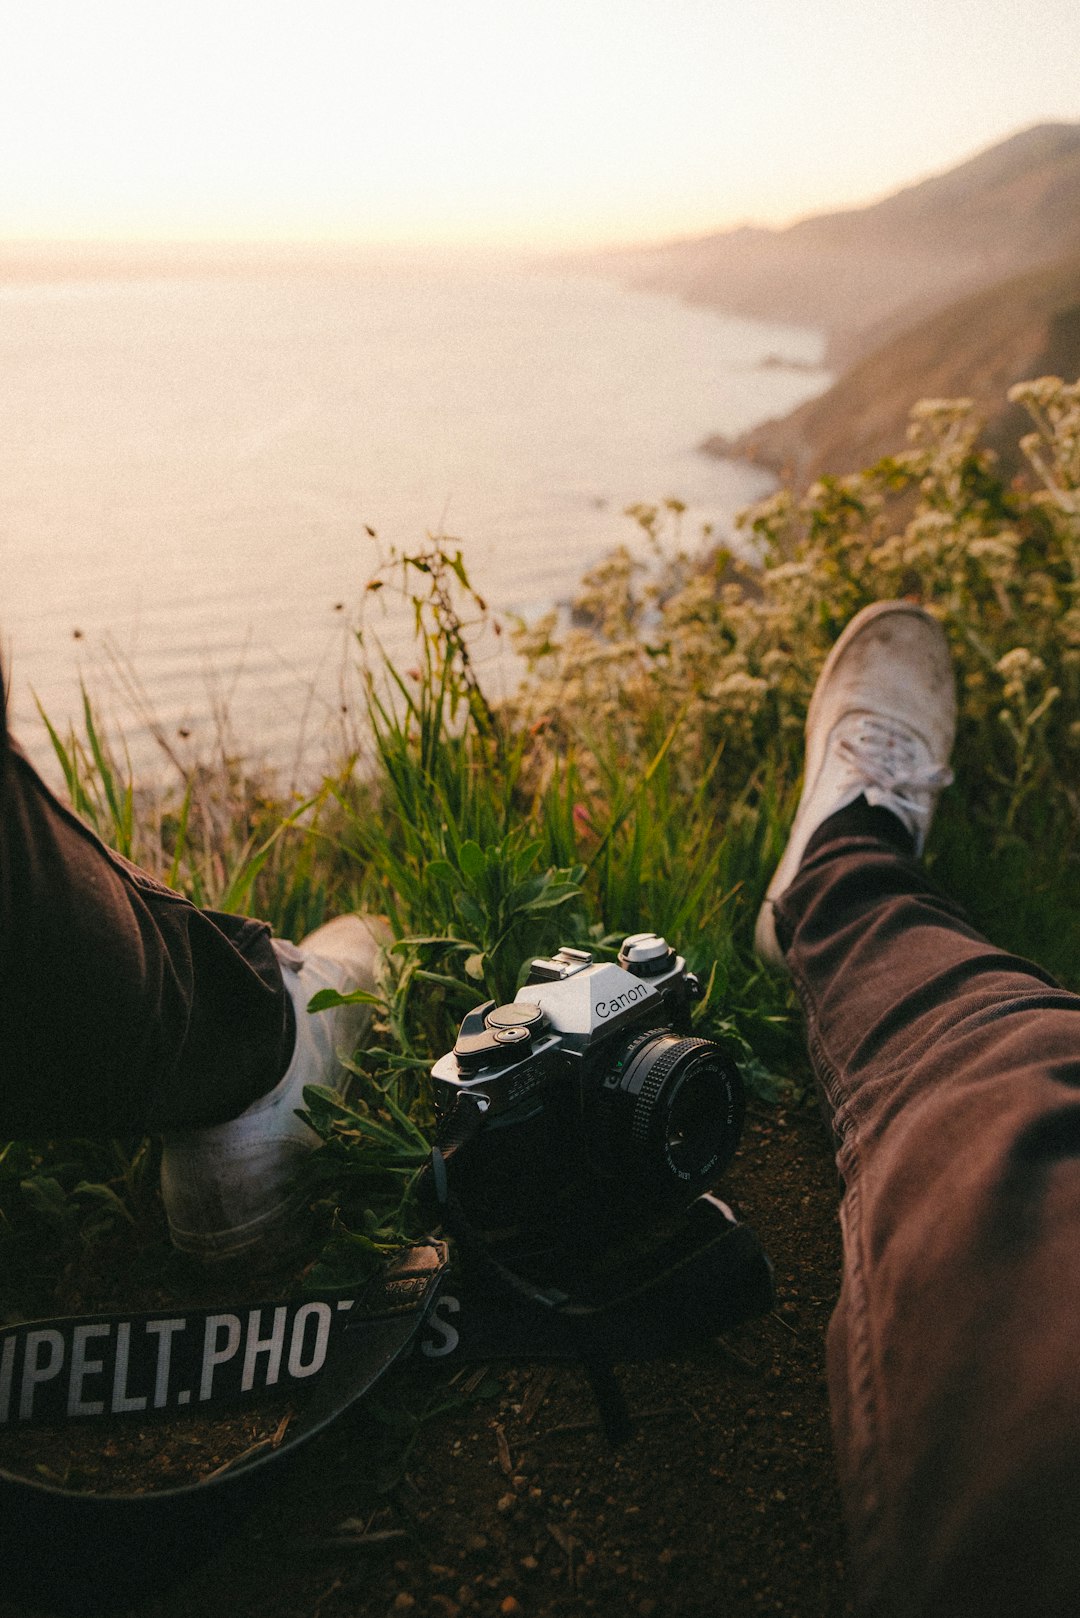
[0,1242,448,1609]
[0,1152,773,1609]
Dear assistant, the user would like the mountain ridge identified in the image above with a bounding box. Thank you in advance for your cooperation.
[586,122,1080,368]
[708,251,1080,485]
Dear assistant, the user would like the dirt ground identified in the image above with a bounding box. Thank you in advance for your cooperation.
[0,1105,850,1618]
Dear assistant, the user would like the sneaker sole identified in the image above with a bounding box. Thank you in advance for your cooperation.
[166,1187,313,1268]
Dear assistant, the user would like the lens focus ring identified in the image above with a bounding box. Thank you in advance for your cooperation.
[631,1037,712,1148]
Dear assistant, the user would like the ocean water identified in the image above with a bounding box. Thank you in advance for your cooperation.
[0,256,829,779]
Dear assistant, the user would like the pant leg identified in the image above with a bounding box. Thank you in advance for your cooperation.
[0,675,294,1138]
[775,830,1080,1617]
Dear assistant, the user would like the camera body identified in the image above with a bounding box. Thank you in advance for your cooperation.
[431,933,744,1235]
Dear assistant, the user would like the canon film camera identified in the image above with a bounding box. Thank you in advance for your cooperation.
[430,933,745,1239]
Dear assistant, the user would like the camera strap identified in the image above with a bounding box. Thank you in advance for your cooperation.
[0,1241,449,1607]
[419,1197,775,1440]
[0,1098,773,1607]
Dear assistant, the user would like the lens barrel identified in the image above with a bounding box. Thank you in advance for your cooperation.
[594,1031,743,1203]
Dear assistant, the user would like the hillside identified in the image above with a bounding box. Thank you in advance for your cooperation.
[587,123,1080,367]
[706,253,1080,485]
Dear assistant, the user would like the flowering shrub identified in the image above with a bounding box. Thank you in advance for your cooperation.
[511,381,1079,844]
[506,378,1080,983]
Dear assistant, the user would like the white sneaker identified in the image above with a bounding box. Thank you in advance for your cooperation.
[754,601,956,967]
[161,915,389,1264]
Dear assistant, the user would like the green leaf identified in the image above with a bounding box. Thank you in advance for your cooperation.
[424,859,458,886]
[448,550,471,590]
[737,1055,798,1105]
[72,1181,135,1226]
[455,894,486,934]
[307,986,384,1013]
[457,840,485,883]
[510,838,544,881]
[19,1176,71,1223]
[521,882,581,912]
[412,968,478,993]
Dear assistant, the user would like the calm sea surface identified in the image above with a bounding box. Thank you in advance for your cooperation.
[1,258,828,779]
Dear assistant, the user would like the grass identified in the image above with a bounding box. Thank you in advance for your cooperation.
[3,378,1079,1320]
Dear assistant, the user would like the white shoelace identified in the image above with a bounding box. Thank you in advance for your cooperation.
[834,713,954,838]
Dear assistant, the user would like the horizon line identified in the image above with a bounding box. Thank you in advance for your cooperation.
[2,115,1077,265]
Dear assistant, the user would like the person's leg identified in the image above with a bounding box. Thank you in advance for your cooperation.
[758,604,1080,1617]
[0,668,384,1261]
[0,692,295,1137]
[779,812,1080,1616]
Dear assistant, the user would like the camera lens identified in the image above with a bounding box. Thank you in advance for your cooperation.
[594,1032,743,1203]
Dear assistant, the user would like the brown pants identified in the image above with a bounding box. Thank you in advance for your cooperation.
[777,811,1080,1617]
[0,703,293,1138]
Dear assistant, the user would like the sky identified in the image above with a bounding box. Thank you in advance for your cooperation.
[2,0,1079,249]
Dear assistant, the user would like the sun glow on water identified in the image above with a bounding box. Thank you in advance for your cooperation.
[1,262,829,775]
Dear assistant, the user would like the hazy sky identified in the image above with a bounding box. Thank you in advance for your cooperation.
[3,0,1079,248]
